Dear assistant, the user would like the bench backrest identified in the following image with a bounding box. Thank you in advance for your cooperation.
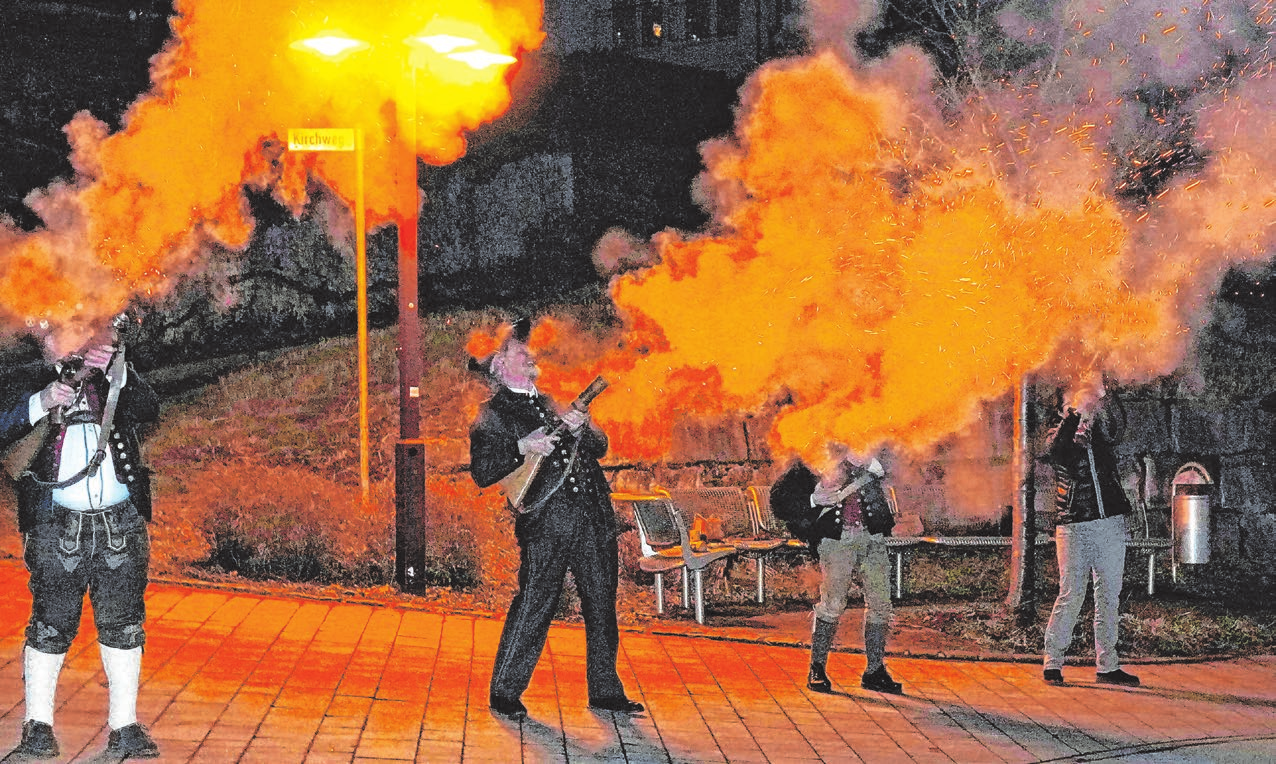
[620,496,681,556]
[667,487,758,538]
[746,485,785,535]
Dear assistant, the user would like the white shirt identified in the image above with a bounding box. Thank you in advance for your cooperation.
[28,389,130,511]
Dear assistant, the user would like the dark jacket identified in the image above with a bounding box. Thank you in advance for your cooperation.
[1040,394,1132,526]
[0,360,159,532]
[469,387,614,539]
[769,459,895,558]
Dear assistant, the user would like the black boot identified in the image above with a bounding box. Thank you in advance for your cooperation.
[808,662,832,693]
[807,616,839,693]
[861,666,903,694]
[862,621,903,694]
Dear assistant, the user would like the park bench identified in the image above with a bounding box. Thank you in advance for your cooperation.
[614,485,1173,621]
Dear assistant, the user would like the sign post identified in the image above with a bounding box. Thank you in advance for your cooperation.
[287,127,370,504]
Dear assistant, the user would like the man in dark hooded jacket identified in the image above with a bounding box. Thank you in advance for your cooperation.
[1039,382,1140,688]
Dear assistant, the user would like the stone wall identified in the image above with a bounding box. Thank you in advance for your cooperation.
[1118,390,1276,568]
[602,385,1276,572]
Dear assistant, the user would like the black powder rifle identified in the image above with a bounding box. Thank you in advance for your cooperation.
[500,375,609,513]
[1,315,128,481]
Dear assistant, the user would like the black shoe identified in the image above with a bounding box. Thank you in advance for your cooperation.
[1096,669,1140,687]
[11,720,58,759]
[588,696,645,713]
[106,723,159,759]
[861,667,903,694]
[489,695,527,719]
[1043,669,1065,686]
[807,663,833,693]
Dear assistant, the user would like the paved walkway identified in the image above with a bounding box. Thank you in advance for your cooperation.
[0,561,1272,763]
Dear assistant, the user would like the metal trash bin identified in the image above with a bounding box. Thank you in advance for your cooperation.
[1170,462,1213,565]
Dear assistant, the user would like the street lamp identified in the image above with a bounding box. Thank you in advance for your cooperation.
[292,28,516,592]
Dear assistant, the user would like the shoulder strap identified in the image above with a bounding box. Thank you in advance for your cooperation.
[87,348,128,477]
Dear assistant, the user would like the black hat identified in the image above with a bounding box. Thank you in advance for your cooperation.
[467,315,533,380]
[510,315,531,343]
[467,355,494,378]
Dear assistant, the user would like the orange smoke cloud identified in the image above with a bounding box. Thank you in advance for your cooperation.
[584,52,1152,463]
[1,0,543,354]
[560,1,1276,466]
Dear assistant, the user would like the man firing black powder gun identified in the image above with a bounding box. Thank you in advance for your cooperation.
[0,312,163,759]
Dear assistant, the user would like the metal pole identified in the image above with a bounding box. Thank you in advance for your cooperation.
[398,66,423,442]
[394,62,427,593]
[694,570,705,624]
[1147,552,1156,596]
[1007,375,1037,624]
[355,127,370,504]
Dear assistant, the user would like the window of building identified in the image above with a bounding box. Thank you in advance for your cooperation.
[686,0,741,41]
[613,2,665,48]
[718,0,741,37]
[641,1,665,46]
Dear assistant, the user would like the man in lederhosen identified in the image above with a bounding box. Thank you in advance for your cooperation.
[469,319,642,720]
[0,324,160,759]
[771,444,918,695]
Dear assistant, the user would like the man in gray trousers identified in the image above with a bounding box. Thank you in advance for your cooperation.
[1040,381,1140,687]
[770,445,918,695]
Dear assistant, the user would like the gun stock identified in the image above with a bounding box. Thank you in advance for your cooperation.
[501,376,608,512]
[1,419,49,481]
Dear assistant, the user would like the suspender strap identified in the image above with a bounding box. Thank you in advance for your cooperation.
[22,348,127,488]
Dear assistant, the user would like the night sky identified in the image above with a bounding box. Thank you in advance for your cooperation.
[2,1,174,229]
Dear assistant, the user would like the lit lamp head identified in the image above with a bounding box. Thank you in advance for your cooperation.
[289,33,371,61]
[406,28,517,70]
[408,33,477,54]
[446,49,517,69]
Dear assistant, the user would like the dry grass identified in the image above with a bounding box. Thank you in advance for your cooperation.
[895,549,1276,658]
[142,313,511,605]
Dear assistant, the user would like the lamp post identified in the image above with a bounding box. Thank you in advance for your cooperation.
[292,29,516,592]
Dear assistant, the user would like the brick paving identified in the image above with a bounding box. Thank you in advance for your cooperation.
[0,560,1272,763]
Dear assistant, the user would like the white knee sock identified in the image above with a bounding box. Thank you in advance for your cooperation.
[23,646,66,726]
[99,644,142,730]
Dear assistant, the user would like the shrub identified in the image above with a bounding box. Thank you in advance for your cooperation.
[418,474,509,591]
[179,462,394,586]
[185,467,516,591]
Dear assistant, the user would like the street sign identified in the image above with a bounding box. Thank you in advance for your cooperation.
[285,126,371,504]
[288,128,356,152]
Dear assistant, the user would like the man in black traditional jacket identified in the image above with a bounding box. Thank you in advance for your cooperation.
[0,325,161,759]
[468,320,642,720]
[770,445,916,695]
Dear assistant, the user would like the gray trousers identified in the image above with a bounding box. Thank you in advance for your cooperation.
[815,527,893,671]
[1044,514,1128,672]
